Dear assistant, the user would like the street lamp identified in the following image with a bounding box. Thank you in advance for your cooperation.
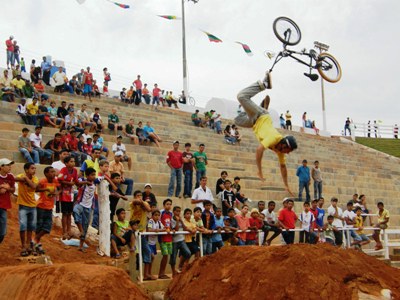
[182,0,198,100]
[314,41,329,132]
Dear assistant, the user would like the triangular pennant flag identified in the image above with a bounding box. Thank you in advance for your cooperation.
[202,31,222,43]
[235,42,253,56]
[107,0,130,9]
[158,15,180,20]
[264,51,276,59]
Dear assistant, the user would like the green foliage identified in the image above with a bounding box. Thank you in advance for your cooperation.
[356,137,400,158]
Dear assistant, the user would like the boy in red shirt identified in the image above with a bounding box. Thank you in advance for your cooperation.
[235,205,250,245]
[166,141,183,198]
[34,166,59,253]
[58,156,80,239]
[151,83,161,110]
[278,199,298,244]
[0,158,16,244]
[158,198,173,279]
[247,208,263,245]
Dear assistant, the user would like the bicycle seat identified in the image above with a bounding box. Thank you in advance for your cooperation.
[304,73,319,81]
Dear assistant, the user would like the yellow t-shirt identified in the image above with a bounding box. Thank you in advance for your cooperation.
[11,78,26,90]
[253,115,285,165]
[183,219,197,243]
[27,103,39,115]
[16,174,39,207]
[377,209,390,226]
[84,158,100,176]
[130,203,148,232]
[354,215,364,234]
[285,113,292,121]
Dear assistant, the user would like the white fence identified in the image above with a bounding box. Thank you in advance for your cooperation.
[353,123,398,139]
[133,226,399,282]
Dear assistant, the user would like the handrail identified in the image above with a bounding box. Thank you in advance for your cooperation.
[134,227,399,282]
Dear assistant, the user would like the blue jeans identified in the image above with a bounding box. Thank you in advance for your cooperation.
[167,168,182,197]
[143,94,151,105]
[19,148,39,164]
[183,169,193,197]
[141,235,151,264]
[0,208,7,243]
[18,205,37,232]
[203,236,213,255]
[215,121,222,133]
[30,114,45,126]
[170,240,191,266]
[6,51,14,66]
[73,204,91,239]
[313,181,322,199]
[122,178,134,196]
[35,147,53,160]
[298,181,310,201]
[91,199,99,230]
[195,169,206,188]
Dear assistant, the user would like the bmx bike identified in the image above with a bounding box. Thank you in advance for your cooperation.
[269,16,342,83]
[179,94,196,106]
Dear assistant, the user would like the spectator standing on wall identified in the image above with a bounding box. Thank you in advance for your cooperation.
[296,159,310,202]
[311,160,323,200]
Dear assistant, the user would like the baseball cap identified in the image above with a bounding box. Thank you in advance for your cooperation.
[173,140,179,144]
[284,136,297,150]
[117,135,123,139]
[0,158,14,166]
[250,208,259,214]
[144,183,152,188]
[115,151,123,157]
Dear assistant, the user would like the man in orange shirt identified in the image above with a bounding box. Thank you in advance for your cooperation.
[33,79,49,101]
[34,166,59,254]
[142,83,151,105]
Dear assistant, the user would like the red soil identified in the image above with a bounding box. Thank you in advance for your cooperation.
[0,203,112,266]
[167,244,400,300]
[0,263,149,300]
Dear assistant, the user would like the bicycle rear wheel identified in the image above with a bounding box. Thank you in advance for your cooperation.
[273,17,301,46]
[188,96,195,106]
[317,52,342,83]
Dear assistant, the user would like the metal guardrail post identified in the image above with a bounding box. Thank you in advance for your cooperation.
[383,230,389,260]
[199,232,204,257]
[138,233,143,283]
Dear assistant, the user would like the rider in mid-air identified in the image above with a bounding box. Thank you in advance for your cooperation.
[235,72,297,195]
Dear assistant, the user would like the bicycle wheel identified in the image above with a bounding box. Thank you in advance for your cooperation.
[188,96,195,106]
[317,52,342,83]
[273,17,301,46]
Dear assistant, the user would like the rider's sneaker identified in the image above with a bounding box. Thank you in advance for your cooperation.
[263,71,272,89]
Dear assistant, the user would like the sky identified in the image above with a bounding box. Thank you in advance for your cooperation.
[2,0,400,135]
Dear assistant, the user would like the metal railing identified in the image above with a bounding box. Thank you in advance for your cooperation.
[353,122,398,138]
[133,226,398,282]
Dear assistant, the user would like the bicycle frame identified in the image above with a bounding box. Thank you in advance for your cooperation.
[270,48,317,72]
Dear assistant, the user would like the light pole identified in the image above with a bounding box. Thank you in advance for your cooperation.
[314,41,329,132]
[181,0,198,100]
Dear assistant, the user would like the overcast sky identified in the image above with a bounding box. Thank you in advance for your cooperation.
[2,0,399,134]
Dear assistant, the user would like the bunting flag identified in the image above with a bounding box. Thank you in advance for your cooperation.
[203,31,223,43]
[76,0,86,4]
[264,51,276,59]
[107,0,130,9]
[158,15,180,20]
[235,42,253,56]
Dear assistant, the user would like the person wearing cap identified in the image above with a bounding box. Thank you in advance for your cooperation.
[235,72,297,195]
[109,152,134,195]
[327,197,343,246]
[142,183,157,207]
[0,158,15,244]
[296,159,311,202]
[65,109,78,130]
[166,141,183,198]
[111,136,132,171]
[29,126,52,162]
[191,110,203,127]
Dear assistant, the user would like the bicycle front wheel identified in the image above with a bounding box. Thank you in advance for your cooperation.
[317,52,342,83]
[273,17,301,46]
[188,96,195,106]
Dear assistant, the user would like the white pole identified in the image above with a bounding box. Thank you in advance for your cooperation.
[98,180,110,256]
[321,78,327,131]
[181,0,189,98]
[199,233,203,257]
[138,234,143,282]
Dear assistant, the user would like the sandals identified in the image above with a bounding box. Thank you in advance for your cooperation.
[158,275,171,280]
[115,254,121,259]
[20,249,29,257]
[78,248,87,253]
[35,243,45,255]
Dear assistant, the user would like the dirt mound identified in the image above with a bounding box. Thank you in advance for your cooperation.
[0,263,149,300]
[0,204,113,267]
[167,244,400,300]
